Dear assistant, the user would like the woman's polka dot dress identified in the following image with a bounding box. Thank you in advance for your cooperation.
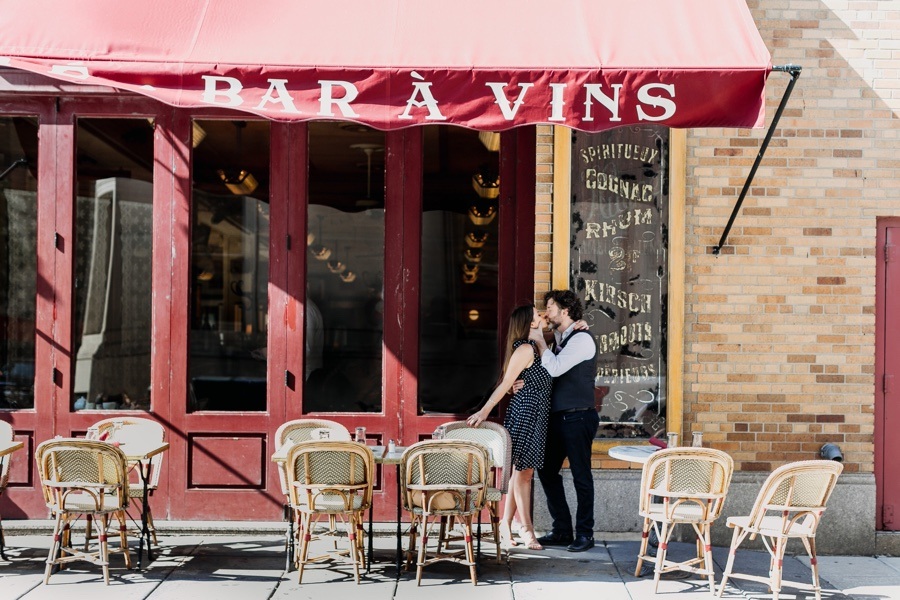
[504,339,552,470]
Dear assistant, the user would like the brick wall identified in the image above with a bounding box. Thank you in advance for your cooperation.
[536,1,900,474]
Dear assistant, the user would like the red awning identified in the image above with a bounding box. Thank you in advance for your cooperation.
[0,0,771,131]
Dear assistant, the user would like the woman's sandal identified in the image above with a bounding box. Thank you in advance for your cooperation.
[499,522,518,547]
[519,531,544,551]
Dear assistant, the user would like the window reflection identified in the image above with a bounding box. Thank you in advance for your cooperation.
[189,120,270,412]
[304,122,384,413]
[419,126,500,414]
[73,118,154,411]
[0,117,38,409]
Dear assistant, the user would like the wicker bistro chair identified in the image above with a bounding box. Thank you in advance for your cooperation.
[401,439,490,585]
[717,460,843,600]
[635,446,734,593]
[440,421,511,562]
[90,417,165,545]
[274,419,351,569]
[285,439,374,584]
[0,420,14,560]
[36,438,132,584]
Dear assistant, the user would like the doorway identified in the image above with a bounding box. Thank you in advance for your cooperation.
[877,218,900,531]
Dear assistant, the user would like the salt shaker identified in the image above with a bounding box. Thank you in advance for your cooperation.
[692,431,703,447]
[387,439,396,454]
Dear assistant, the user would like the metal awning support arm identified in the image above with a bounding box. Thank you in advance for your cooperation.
[713,65,802,255]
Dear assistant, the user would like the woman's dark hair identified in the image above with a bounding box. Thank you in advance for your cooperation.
[503,304,534,375]
[544,289,583,321]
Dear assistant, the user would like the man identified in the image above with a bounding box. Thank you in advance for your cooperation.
[529,289,598,552]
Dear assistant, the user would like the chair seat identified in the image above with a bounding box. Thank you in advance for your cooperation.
[641,501,714,524]
[293,494,365,512]
[49,491,125,513]
[485,487,501,502]
[726,514,816,538]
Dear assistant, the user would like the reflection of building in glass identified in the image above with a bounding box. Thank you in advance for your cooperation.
[73,178,152,409]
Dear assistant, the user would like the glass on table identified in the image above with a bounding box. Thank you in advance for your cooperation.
[86,426,100,440]
[355,427,366,444]
[432,425,446,440]
[666,432,679,448]
[692,431,703,447]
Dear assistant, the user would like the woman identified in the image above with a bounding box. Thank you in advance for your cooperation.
[467,303,551,550]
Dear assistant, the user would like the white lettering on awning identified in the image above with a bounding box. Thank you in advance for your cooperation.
[318,80,360,118]
[257,79,301,114]
[636,83,676,121]
[485,82,534,120]
[201,75,244,107]
[398,71,446,121]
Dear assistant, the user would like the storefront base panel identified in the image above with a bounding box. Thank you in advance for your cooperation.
[533,470,877,556]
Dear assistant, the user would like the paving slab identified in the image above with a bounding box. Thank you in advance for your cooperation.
[3,531,900,599]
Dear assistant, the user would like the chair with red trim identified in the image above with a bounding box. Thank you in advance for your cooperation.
[36,438,132,584]
[717,460,843,600]
[634,446,734,593]
[89,417,166,545]
[285,439,374,583]
[274,419,351,570]
[401,439,489,585]
[439,420,511,562]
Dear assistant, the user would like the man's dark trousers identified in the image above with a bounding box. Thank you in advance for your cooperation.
[538,408,600,537]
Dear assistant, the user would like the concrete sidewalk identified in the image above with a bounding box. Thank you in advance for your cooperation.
[2,528,899,600]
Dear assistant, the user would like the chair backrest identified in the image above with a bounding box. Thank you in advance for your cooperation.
[0,420,13,488]
[400,439,489,514]
[286,440,374,512]
[274,419,352,497]
[639,447,734,520]
[36,438,129,510]
[442,420,512,493]
[91,417,166,487]
[276,419,351,447]
[745,459,843,533]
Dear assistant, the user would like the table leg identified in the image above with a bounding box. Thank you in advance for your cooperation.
[367,500,374,573]
[136,462,153,568]
[395,469,401,578]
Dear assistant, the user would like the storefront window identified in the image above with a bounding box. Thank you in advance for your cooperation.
[0,116,38,410]
[569,126,669,438]
[73,118,154,411]
[304,122,384,413]
[419,126,500,414]
[189,120,270,412]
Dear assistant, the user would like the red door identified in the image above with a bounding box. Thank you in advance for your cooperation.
[877,219,900,530]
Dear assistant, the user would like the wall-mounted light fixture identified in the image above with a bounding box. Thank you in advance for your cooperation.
[468,309,480,321]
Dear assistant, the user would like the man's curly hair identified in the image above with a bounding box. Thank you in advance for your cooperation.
[544,289,583,321]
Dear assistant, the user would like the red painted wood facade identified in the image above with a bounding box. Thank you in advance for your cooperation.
[0,82,536,521]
